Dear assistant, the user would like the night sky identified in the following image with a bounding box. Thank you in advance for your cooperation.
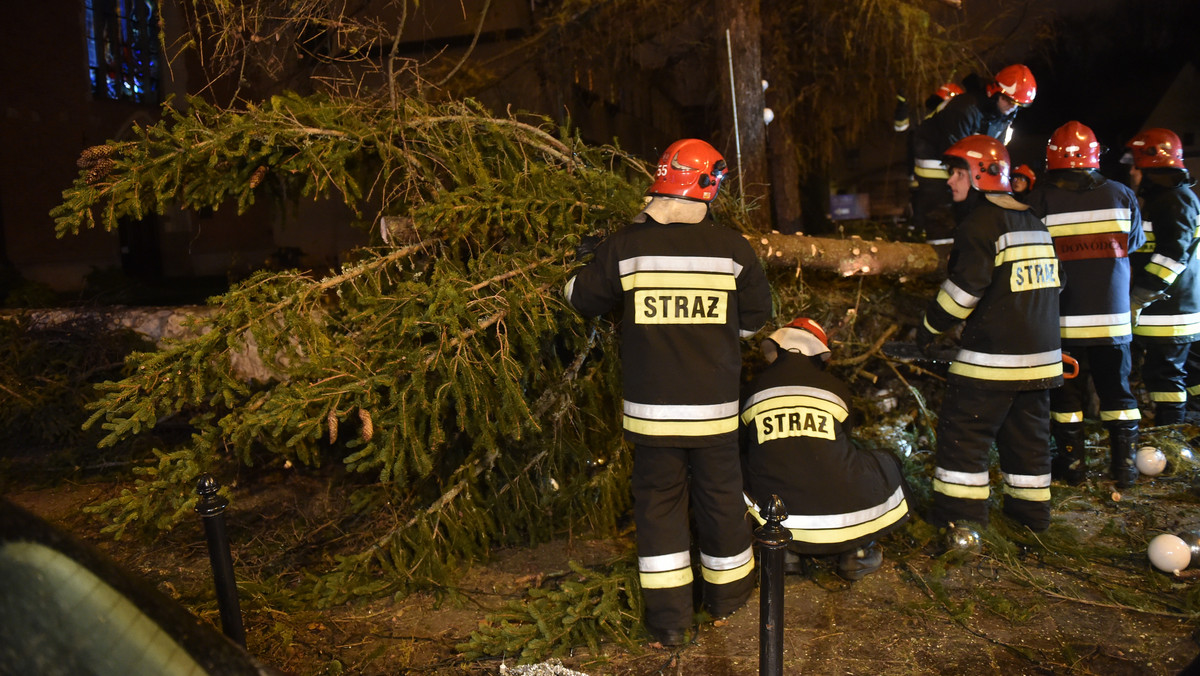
[1007,0,1200,177]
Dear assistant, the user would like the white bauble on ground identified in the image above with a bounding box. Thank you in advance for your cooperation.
[1136,446,1167,476]
[1148,533,1191,573]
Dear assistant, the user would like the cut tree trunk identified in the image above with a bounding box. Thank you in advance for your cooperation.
[749,233,943,277]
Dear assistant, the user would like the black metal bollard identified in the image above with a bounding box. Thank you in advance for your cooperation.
[755,494,791,676]
[195,474,246,647]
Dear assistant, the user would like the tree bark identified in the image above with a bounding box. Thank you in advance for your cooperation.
[748,233,943,277]
[715,0,769,231]
[761,6,802,234]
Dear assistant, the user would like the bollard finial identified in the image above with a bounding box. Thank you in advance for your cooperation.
[755,494,792,548]
[194,473,229,517]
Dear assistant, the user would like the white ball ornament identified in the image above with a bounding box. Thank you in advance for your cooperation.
[1136,446,1167,476]
[1148,533,1191,574]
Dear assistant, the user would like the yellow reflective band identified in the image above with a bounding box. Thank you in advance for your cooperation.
[1149,391,1187,403]
[741,394,849,424]
[1189,384,1200,396]
[995,243,1058,266]
[949,362,1063,382]
[1099,408,1140,421]
[788,500,909,545]
[639,567,694,590]
[922,316,942,335]
[624,415,738,437]
[914,165,949,179]
[1061,324,1129,339]
[1052,410,1084,424]
[933,478,990,500]
[1145,262,1180,284]
[1004,485,1051,502]
[620,272,737,291]
[1133,321,1200,338]
[936,289,974,319]
[633,290,728,325]
[702,557,755,585]
[1044,214,1131,236]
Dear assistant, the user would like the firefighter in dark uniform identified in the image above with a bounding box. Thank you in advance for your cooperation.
[1026,121,1144,487]
[1126,128,1200,429]
[917,134,1064,531]
[741,317,911,580]
[911,65,1037,246]
[563,138,773,646]
[1011,164,1036,202]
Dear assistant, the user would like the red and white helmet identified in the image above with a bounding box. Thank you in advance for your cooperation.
[944,135,1011,193]
[987,64,1037,106]
[1046,121,1101,170]
[1126,128,1186,170]
[647,138,728,202]
[936,82,965,101]
[768,317,830,358]
[1012,164,1037,189]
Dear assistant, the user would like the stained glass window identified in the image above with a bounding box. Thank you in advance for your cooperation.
[85,0,161,104]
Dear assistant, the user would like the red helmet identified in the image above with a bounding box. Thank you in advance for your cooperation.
[936,82,965,101]
[1126,128,1186,169]
[1012,164,1037,189]
[987,64,1037,106]
[768,317,830,358]
[1046,121,1101,170]
[647,139,728,202]
[944,135,1011,193]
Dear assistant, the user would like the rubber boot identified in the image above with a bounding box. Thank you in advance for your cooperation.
[1157,403,1186,426]
[1108,422,1139,488]
[1051,422,1087,486]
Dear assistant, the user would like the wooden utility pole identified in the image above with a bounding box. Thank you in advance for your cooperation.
[715,0,769,231]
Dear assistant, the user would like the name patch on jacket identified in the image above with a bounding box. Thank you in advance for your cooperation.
[635,291,727,324]
[1010,259,1060,291]
[1053,233,1128,261]
[753,407,835,443]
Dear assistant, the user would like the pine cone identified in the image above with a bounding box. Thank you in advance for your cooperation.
[85,158,116,185]
[327,409,338,444]
[358,408,374,442]
[76,144,115,168]
[249,165,268,189]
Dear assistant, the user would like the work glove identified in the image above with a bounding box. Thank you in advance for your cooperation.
[915,325,937,356]
[1130,286,1165,326]
[893,94,910,133]
[575,233,605,259]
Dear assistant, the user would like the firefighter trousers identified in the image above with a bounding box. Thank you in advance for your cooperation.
[1136,340,1191,425]
[631,442,755,632]
[1051,344,1138,423]
[931,384,1053,531]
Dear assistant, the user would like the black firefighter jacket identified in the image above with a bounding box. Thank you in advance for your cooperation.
[921,194,1065,391]
[1027,169,1144,346]
[740,352,910,554]
[1131,169,1200,343]
[564,213,773,447]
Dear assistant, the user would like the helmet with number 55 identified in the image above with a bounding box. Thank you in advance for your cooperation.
[647,139,728,202]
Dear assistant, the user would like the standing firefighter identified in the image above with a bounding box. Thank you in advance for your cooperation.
[741,318,911,580]
[1126,128,1200,428]
[911,65,1037,245]
[563,138,773,646]
[917,134,1064,532]
[1027,121,1144,487]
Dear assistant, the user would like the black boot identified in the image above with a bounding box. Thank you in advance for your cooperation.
[1108,422,1139,488]
[1051,422,1087,486]
[1157,403,1186,426]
